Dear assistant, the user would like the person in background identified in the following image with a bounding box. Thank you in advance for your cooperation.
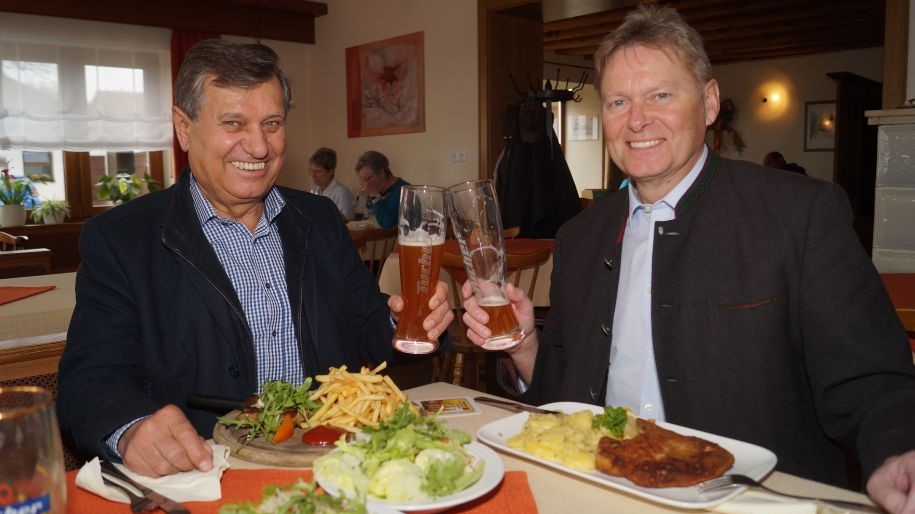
[763,151,807,175]
[354,150,408,229]
[460,7,915,513]
[309,147,355,221]
[57,39,452,478]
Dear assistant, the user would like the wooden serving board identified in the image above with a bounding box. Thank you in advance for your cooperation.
[212,411,335,467]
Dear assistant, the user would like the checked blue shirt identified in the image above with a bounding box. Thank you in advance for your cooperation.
[189,174,304,390]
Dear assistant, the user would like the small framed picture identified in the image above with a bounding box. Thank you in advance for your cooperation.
[803,101,836,152]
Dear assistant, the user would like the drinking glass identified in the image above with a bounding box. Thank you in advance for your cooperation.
[393,185,446,354]
[0,386,67,514]
[447,180,524,350]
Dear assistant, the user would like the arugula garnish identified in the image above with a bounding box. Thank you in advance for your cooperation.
[218,378,320,444]
[592,405,630,438]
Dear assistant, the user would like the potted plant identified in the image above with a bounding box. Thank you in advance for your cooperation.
[0,168,31,227]
[95,172,161,204]
[31,198,71,225]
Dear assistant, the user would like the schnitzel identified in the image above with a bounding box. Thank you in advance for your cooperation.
[595,418,734,488]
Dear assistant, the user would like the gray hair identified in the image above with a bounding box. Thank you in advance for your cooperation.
[355,150,392,178]
[594,5,711,91]
[174,39,292,120]
[310,147,337,173]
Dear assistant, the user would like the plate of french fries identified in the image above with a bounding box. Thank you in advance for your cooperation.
[213,362,417,467]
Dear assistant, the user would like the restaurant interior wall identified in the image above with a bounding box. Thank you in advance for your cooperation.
[241,0,480,194]
[712,47,883,182]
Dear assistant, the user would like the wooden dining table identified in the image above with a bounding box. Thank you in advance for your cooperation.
[223,381,876,513]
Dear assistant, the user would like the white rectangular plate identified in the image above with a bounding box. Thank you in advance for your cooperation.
[476,401,777,510]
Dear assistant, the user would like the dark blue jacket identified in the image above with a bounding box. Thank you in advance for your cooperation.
[58,170,395,460]
[525,152,915,486]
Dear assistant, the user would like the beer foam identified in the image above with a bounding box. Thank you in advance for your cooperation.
[399,238,445,246]
[479,296,509,307]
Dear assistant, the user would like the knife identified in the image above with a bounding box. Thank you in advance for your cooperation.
[474,396,561,415]
[99,460,191,514]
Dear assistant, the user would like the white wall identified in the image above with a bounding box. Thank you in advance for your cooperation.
[712,47,883,182]
[231,1,479,194]
[563,84,604,194]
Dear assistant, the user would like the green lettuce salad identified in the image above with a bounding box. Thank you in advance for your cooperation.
[218,479,365,514]
[313,402,484,502]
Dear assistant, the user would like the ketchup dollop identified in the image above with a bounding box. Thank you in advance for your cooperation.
[301,425,346,446]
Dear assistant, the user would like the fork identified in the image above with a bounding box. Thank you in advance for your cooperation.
[697,474,884,513]
[101,476,159,513]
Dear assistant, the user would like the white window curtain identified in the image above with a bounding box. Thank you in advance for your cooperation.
[0,13,172,151]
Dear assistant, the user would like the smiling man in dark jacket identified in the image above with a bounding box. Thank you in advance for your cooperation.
[57,40,452,478]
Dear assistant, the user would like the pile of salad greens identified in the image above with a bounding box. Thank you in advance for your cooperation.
[218,378,321,444]
[313,402,484,502]
[218,479,365,514]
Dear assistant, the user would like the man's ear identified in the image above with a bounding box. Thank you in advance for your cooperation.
[704,79,721,127]
[172,106,192,152]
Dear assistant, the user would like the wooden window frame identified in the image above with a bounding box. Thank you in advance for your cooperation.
[64,151,164,220]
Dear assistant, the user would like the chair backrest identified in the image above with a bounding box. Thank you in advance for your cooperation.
[353,227,398,280]
[505,247,552,299]
[502,226,521,239]
[0,231,27,251]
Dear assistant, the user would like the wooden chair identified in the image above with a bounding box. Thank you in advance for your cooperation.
[0,231,52,278]
[0,340,86,471]
[351,227,397,280]
[434,246,552,391]
[502,226,521,239]
[880,273,915,353]
[0,231,27,250]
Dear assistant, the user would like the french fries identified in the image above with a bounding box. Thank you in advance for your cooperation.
[306,362,408,433]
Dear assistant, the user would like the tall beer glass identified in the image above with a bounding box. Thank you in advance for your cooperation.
[447,180,524,350]
[0,386,66,514]
[393,185,446,354]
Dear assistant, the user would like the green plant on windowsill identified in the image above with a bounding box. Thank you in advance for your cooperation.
[95,172,161,204]
[0,168,32,206]
[31,198,71,224]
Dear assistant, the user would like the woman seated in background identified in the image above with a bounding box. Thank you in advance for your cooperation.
[309,147,355,221]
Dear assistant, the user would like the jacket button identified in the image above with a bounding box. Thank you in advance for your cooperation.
[603,258,613,270]
[228,366,240,378]
[601,323,611,336]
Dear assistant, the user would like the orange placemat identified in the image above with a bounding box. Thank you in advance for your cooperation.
[0,285,55,306]
[65,469,537,514]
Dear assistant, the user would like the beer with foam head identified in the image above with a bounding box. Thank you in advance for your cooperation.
[393,240,444,353]
[478,296,525,350]
[392,185,446,354]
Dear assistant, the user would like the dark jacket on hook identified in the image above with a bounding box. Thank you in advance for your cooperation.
[495,101,581,238]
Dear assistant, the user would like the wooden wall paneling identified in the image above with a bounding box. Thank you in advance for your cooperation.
[830,72,882,253]
[883,0,909,109]
[0,0,326,43]
[479,0,543,179]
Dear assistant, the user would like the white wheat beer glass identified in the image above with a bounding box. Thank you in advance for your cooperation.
[447,180,524,350]
[393,185,446,354]
[0,386,66,513]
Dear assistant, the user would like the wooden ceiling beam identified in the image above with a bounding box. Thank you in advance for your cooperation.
[0,0,327,44]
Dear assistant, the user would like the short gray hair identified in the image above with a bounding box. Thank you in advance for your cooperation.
[174,39,292,120]
[355,150,392,178]
[310,147,337,173]
[594,5,711,91]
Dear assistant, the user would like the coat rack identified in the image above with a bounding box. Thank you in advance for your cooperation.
[510,69,589,104]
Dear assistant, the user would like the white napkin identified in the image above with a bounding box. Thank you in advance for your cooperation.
[714,490,860,514]
[75,443,231,503]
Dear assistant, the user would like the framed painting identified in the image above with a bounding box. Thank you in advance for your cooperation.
[346,31,425,138]
[803,101,836,151]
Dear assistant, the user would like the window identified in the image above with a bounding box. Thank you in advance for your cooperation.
[0,13,172,219]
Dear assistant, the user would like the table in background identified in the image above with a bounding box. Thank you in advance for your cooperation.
[0,272,74,380]
[378,239,554,307]
[229,382,874,513]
